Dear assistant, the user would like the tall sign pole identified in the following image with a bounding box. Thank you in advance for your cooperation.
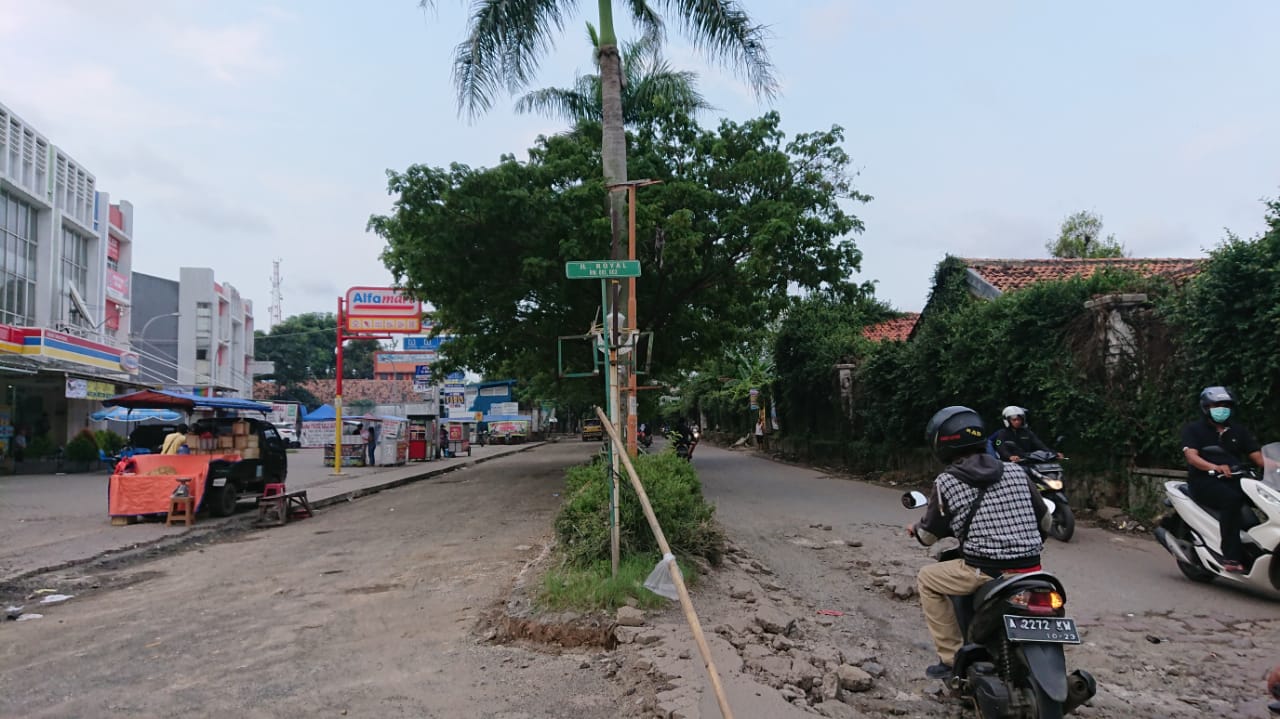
[334,296,345,476]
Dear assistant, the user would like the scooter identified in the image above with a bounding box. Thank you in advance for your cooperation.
[903,491,1097,718]
[1020,450,1074,543]
[1153,441,1280,592]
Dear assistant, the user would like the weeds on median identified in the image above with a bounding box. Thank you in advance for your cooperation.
[538,554,699,611]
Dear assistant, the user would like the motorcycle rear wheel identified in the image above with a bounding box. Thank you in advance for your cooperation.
[1172,523,1216,583]
[1030,678,1065,719]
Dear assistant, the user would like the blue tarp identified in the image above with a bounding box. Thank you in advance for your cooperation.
[302,404,336,421]
[102,389,272,413]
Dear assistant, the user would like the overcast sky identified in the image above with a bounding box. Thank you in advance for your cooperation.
[2,0,1276,322]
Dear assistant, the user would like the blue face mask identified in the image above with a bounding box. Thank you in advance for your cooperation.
[1209,407,1231,423]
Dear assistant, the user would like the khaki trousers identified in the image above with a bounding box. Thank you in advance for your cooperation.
[916,558,993,665]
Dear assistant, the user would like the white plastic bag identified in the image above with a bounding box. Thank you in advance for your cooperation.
[644,553,679,601]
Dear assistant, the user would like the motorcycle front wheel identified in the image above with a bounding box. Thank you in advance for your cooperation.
[1048,502,1074,542]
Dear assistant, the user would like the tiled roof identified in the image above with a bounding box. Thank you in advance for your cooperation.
[254,379,420,405]
[862,313,919,343]
[962,257,1203,295]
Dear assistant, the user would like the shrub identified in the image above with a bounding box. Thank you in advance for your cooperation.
[94,430,126,454]
[26,434,57,459]
[553,452,724,568]
[65,429,100,462]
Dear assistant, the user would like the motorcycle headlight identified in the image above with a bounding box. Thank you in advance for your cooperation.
[1043,478,1064,491]
[1256,484,1280,507]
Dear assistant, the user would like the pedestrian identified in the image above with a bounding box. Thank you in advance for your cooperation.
[12,427,27,463]
[365,422,379,466]
[755,418,765,451]
[439,424,449,459]
[161,424,189,455]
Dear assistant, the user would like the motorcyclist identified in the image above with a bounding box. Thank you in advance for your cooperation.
[1180,386,1264,573]
[990,406,1062,463]
[907,406,1051,679]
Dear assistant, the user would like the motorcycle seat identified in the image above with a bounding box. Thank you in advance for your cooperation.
[1177,483,1261,529]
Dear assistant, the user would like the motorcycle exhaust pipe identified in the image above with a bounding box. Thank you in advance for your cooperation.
[1153,527,1195,566]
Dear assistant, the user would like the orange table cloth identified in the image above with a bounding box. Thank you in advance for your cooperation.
[107,454,240,517]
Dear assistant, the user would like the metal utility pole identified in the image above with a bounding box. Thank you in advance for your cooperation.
[607,179,660,457]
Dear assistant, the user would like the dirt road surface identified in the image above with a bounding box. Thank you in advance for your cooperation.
[0,442,617,719]
[646,443,1279,719]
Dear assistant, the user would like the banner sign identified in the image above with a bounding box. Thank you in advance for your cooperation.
[65,378,117,400]
[344,286,423,334]
[301,420,336,448]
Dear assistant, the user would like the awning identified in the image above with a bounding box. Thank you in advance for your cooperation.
[102,389,272,413]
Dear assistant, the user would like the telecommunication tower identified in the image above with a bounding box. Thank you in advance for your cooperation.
[269,259,284,328]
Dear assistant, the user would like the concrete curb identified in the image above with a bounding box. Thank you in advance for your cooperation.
[0,442,550,588]
[308,441,546,510]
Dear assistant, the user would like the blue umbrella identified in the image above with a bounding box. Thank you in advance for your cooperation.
[90,406,183,423]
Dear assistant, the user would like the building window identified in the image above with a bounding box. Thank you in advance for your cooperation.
[61,226,91,327]
[196,348,208,361]
[196,302,212,335]
[0,190,37,326]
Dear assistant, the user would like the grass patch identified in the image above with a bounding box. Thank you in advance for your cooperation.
[538,553,699,612]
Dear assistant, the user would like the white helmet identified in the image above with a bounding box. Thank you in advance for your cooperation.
[1001,406,1027,428]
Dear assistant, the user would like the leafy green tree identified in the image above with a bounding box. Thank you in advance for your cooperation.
[516,27,712,127]
[370,112,868,403]
[255,313,381,384]
[1046,210,1127,258]
[418,0,777,317]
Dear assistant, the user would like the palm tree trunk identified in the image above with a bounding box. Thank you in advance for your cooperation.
[596,1,628,263]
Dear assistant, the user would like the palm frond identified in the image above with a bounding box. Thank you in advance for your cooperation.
[453,0,577,120]
[514,85,601,124]
[657,0,778,101]
[626,0,665,44]
[628,69,714,117]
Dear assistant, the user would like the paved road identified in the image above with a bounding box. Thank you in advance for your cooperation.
[0,442,617,719]
[693,443,1276,618]
[0,443,544,583]
[688,442,1279,718]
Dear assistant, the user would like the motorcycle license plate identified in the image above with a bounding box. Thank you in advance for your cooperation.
[1003,615,1081,644]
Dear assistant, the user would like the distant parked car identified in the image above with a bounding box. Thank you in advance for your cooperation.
[275,424,301,448]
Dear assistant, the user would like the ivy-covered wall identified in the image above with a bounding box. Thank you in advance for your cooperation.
[770,201,1280,513]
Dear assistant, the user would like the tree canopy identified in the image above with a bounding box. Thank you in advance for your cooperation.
[254,313,381,384]
[369,112,869,403]
[1046,210,1127,258]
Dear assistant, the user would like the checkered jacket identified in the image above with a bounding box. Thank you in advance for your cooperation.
[936,462,1045,570]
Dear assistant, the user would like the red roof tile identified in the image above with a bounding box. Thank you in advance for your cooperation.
[962,257,1203,295]
[862,313,919,343]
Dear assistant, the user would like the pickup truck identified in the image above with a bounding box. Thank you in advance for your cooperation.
[197,417,289,516]
[581,418,604,442]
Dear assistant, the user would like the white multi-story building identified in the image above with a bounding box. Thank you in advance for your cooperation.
[0,99,142,453]
[131,268,256,398]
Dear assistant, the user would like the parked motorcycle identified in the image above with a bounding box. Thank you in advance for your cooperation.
[1153,441,1280,593]
[903,491,1097,718]
[1020,450,1074,542]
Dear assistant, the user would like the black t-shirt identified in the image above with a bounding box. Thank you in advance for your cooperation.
[990,427,1050,460]
[1180,418,1260,482]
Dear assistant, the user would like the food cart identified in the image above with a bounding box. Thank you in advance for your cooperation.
[442,419,472,458]
[353,414,409,467]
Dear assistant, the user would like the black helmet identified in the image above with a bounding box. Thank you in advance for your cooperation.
[1198,386,1233,416]
[925,406,987,463]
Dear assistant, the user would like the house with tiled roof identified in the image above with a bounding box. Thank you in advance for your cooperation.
[958,257,1203,300]
[861,313,919,343]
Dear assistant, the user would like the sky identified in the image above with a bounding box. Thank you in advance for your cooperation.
[1,0,1277,322]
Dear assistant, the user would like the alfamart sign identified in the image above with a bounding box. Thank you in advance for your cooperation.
[344,286,423,333]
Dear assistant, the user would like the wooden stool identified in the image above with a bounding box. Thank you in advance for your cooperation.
[166,496,195,526]
[256,495,289,526]
[285,490,313,520]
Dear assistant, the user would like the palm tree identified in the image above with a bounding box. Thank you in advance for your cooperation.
[515,26,714,127]
[419,0,776,259]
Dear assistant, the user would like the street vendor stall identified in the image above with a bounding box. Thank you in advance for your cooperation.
[442,419,472,458]
[351,414,409,467]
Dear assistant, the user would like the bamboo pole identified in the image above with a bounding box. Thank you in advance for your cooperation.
[593,406,735,719]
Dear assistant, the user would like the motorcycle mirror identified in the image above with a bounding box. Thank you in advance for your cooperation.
[902,491,929,509]
[1055,435,1066,446]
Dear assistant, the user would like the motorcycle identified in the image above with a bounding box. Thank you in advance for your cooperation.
[1153,441,1280,593]
[1020,449,1074,543]
[668,429,697,461]
[903,491,1097,718]
[638,426,653,448]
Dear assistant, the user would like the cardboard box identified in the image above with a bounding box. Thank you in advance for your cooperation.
[234,435,249,450]
[217,436,234,449]
[232,421,249,436]
[246,435,259,448]
[240,448,260,460]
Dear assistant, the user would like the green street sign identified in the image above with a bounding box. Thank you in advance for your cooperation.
[565,260,642,279]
